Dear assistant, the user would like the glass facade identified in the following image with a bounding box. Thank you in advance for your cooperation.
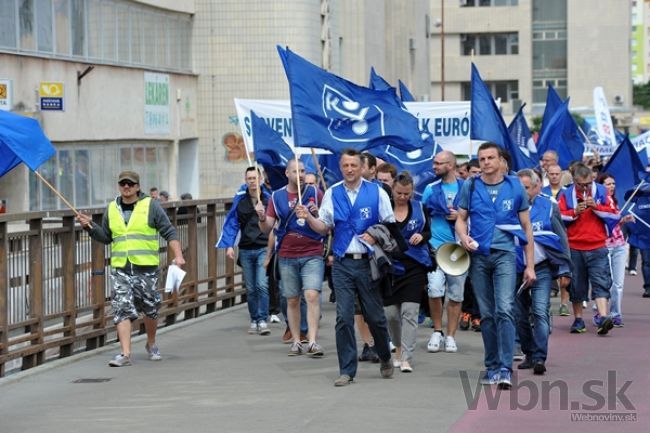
[461,80,519,102]
[531,0,567,103]
[29,142,170,211]
[461,32,519,56]
[0,0,192,73]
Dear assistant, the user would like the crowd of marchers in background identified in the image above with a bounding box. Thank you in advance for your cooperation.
[215,144,645,388]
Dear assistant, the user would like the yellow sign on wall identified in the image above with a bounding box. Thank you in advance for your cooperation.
[39,82,64,110]
[39,82,64,97]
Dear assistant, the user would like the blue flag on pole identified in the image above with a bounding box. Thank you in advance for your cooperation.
[536,99,585,169]
[251,110,294,166]
[623,181,650,250]
[398,80,415,102]
[602,136,645,206]
[507,103,539,163]
[251,110,294,190]
[0,110,56,177]
[539,84,564,141]
[369,67,394,92]
[278,46,427,153]
[470,63,535,171]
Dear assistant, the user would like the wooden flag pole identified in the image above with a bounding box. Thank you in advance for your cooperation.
[34,170,81,217]
[294,152,302,203]
[310,148,328,190]
[254,162,262,202]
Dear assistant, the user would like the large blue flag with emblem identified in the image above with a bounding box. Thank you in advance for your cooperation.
[536,99,585,169]
[507,103,539,163]
[602,136,645,206]
[0,110,56,177]
[278,46,427,153]
[399,80,415,102]
[470,63,535,171]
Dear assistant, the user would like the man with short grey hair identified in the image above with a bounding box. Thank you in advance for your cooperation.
[515,168,570,374]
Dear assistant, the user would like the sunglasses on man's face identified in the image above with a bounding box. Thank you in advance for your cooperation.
[118,180,138,187]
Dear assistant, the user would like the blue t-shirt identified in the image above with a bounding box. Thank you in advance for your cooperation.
[423,181,459,249]
[458,178,528,251]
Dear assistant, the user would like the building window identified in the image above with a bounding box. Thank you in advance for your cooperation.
[29,142,170,211]
[461,0,518,6]
[0,0,192,73]
[461,80,518,102]
[532,78,567,104]
[461,32,519,56]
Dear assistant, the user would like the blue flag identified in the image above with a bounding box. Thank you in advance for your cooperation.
[507,103,539,163]
[251,110,294,190]
[624,181,650,250]
[470,63,535,171]
[373,139,441,199]
[398,80,415,102]
[251,110,294,166]
[638,146,649,168]
[0,110,56,176]
[602,136,645,206]
[536,99,585,169]
[369,67,393,92]
[278,46,427,153]
[539,84,564,142]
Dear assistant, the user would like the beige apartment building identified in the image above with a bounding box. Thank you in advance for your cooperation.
[4,0,631,209]
[430,0,632,117]
[0,0,198,213]
[193,0,432,198]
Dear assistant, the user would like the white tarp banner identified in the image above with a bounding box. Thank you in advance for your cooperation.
[234,99,474,155]
[593,87,617,150]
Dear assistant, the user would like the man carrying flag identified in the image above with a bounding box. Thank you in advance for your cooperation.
[296,148,396,386]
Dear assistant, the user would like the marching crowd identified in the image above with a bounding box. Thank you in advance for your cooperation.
[75,143,643,388]
[217,143,643,389]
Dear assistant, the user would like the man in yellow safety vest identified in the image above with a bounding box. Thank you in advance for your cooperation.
[77,171,185,367]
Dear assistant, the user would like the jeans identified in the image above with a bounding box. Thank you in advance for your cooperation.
[641,249,650,293]
[569,248,612,302]
[515,263,552,362]
[239,248,269,323]
[469,250,517,372]
[608,245,626,318]
[332,257,391,377]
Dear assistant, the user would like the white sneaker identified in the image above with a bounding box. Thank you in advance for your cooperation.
[444,336,458,353]
[248,321,258,334]
[392,356,401,368]
[629,269,637,276]
[427,331,443,353]
[389,340,397,353]
[258,320,271,335]
[400,360,413,373]
[270,314,281,323]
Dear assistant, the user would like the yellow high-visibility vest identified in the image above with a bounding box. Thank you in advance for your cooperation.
[108,197,159,267]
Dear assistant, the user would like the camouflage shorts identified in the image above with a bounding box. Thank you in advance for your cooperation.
[110,268,161,324]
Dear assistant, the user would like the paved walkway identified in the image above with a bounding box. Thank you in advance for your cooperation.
[1,275,648,433]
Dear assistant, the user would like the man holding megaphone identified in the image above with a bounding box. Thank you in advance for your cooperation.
[455,143,536,390]
[421,151,467,354]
